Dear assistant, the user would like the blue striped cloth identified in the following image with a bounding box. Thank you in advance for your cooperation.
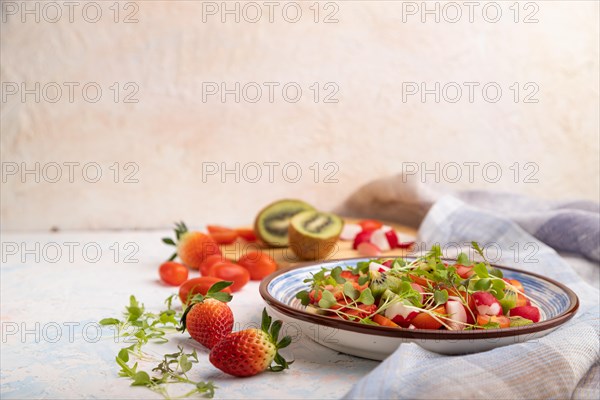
[344,196,600,400]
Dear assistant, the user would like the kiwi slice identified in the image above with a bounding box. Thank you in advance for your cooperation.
[288,210,343,260]
[369,270,402,298]
[254,199,315,247]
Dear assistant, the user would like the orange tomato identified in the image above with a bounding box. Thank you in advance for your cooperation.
[410,306,446,330]
[477,315,510,329]
[237,251,278,280]
[178,276,231,305]
[373,314,399,328]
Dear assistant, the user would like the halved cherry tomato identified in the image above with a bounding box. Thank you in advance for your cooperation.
[159,261,189,286]
[208,263,250,292]
[456,264,474,279]
[373,314,399,327]
[236,228,257,242]
[410,306,446,330]
[178,276,231,304]
[358,219,383,232]
[237,251,278,280]
[207,225,232,233]
[199,254,230,276]
[209,229,238,245]
[477,315,510,329]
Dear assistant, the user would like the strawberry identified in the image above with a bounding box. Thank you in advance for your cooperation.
[163,221,221,269]
[209,309,292,377]
[180,281,234,349]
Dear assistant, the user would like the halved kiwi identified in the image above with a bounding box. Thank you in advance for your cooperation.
[369,270,402,298]
[254,199,315,247]
[288,210,344,260]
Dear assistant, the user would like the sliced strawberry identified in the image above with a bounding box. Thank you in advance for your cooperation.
[456,264,474,279]
[236,228,257,242]
[477,314,510,328]
[397,241,415,249]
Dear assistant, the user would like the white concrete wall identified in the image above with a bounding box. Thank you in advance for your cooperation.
[1,1,598,230]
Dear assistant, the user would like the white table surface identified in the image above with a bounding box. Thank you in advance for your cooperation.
[0,231,378,399]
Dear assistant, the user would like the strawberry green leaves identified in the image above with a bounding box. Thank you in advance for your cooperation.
[260,308,293,373]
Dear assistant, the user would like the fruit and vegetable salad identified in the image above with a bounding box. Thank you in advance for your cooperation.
[295,243,541,330]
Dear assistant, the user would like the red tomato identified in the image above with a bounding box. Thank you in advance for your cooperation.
[236,228,257,242]
[410,306,446,330]
[178,276,231,304]
[358,219,383,232]
[199,254,230,276]
[207,225,231,233]
[237,251,278,280]
[208,263,250,292]
[209,230,238,244]
[159,261,189,286]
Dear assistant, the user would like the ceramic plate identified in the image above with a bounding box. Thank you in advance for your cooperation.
[259,258,579,360]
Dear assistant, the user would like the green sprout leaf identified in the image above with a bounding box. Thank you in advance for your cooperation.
[318,290,337,309]
[343,281,359,300]
[295,290,311,306]
[357,288,375,305]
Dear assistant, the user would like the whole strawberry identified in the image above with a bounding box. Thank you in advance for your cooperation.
[180,281,234,349]
[209,308,292,377]
[163,221,221,269]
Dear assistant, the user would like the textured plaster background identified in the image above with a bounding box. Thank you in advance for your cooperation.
[1,1,598,230]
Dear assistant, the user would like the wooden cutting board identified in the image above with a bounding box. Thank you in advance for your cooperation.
[218,218,417,269]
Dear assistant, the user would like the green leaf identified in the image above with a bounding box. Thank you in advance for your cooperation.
[473,278,492,291]
[471,241,485,258]
[118,348,130,362]
[357,288,375,305]
[473,262,489,278]
[318,290,337,309]
[131,371,151,386]
[270,320,282,341]
[277,335,292,349]
[434,289,449,306]
[489,268,504,278]
[343,281,359,300]
[491,279,506,300]
[99,318,120,326]
[358,275,369,285]
[180,354,192,373]
[261,308,272,333]
[207,281,233,295]
[162,237,176,246]
[209,292,232,303]
[330,266,345,284]
[196,381,216,398]
[456,252,471,266]
[295,290,310,306]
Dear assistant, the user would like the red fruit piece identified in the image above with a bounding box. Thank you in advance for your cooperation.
[358,219,383,232]
[159,261,189,286]
[236,228,257,242]
[163,222,221,269]
[510,305,540,323]
[353,230,373,250]
[456,264,474,279]
[357,242,381,257]
[385,230,399,248]
[208,263,250,292]
[472,291,503,316]
[179,276,232,305]
[397,241,415,249]
[180,281,235,349]
[209,309,292,377]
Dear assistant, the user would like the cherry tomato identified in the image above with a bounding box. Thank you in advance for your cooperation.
[199,254,230,276]
[210,231,238,244]
[159,261,189,286]
[236,228,257,242]
[358,219,383,232]
[178,276,232,305]
[237,251,278,280]
[208,263,250,292]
